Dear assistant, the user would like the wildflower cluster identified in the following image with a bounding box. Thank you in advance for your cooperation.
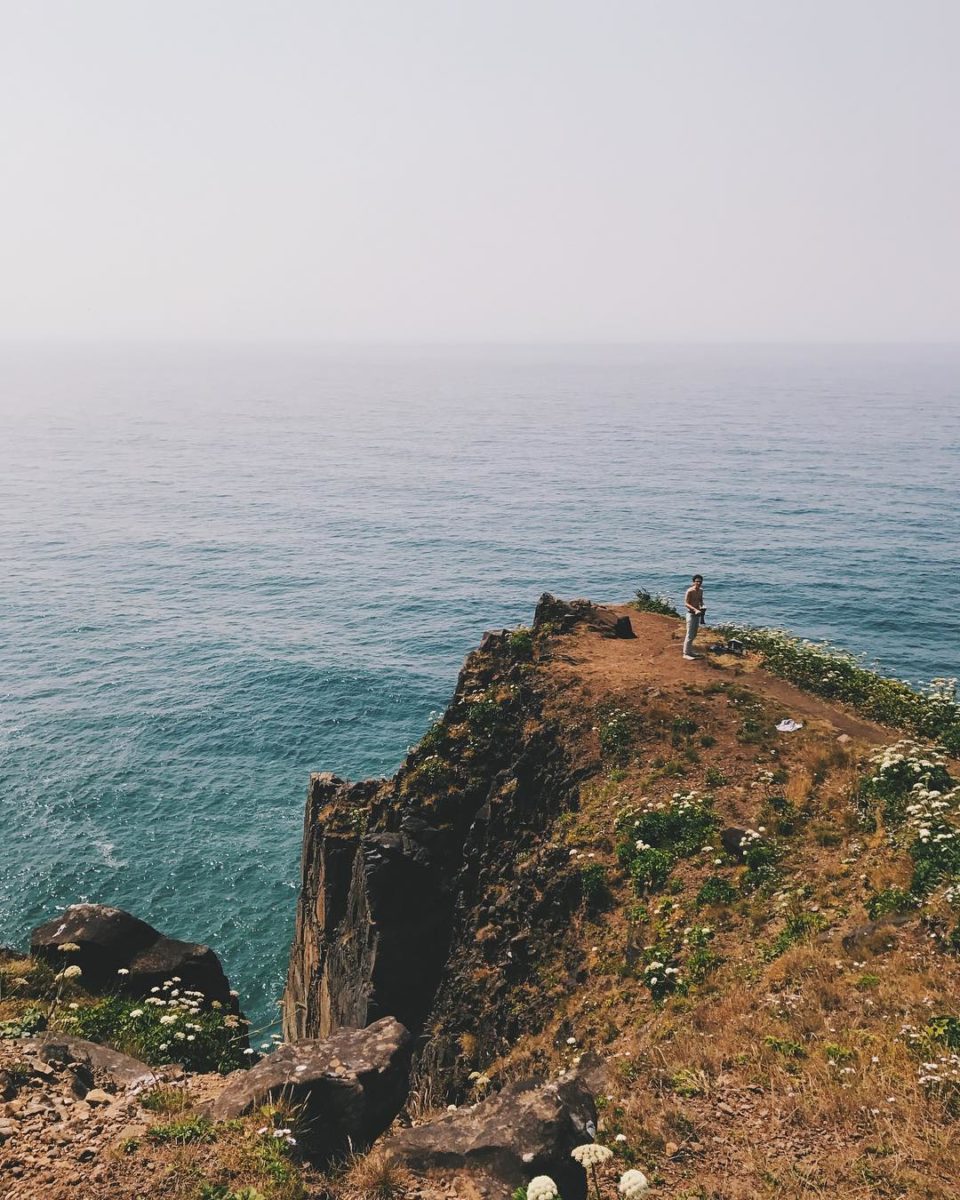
[642,955,682,1002]
[617,791,717,895]
[862,741,954,824]
[597,707,639,764]
[861,741,960,901]
[56,976,251,1073]
[527,1177,559,1200]
[523,1147,648,1200]
[739,829,782,890]
[903,1018,960,1114]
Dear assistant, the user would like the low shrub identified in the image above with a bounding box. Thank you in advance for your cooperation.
[508,628,534,660]
[55,978,249,1073]
[617,792,717,896]
[632,589,680,618]
[739,830,782,891]
[145,1115,216,1145]
[696,875,736,908]
[597,706,640,764]
[763,909,828,960]
[580,864,611,913]
[865,887,919,920]
[0,1008,45,1039]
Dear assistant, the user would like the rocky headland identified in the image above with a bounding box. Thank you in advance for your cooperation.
[3,595,960,1199]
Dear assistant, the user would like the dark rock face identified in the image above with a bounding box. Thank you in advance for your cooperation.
[720,827,750,859]
[283,595,621,1099]
[283,776,454,1041]
[534,593,633,638]
[31,1035,157,1093]
[208,1017,411,1160]
[384,1071,597,1200]
[30,904,232,1004]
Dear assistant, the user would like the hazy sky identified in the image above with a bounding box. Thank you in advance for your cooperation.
[2,1,958,342]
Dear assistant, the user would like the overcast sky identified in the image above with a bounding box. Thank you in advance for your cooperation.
[1,1,958,343]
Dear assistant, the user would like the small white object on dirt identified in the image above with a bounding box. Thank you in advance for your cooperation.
[776,719,803,733]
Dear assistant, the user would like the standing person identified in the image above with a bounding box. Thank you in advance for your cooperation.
[683,574,706,660]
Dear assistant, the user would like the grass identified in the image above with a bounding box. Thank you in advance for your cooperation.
[146,1116,217,1145]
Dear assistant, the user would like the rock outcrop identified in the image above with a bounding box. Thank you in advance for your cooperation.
[33,1035,157,1094]
[283,596,598,1097]
[30,904,232,1004]
[209,1017,412,1159]
[383,1070,597,1200]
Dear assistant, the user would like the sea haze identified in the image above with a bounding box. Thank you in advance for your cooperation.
[0,343,957,1027]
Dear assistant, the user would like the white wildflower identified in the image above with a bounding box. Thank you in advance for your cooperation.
[619,1169,650,1198]
[571,1143,613,1168]
[527,1177,559,1200]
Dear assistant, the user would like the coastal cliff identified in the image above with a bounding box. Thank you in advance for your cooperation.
[6,595,960,1198]
[282,598,622,1086]
[277,594,960,1197]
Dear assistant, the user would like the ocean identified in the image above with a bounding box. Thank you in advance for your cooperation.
[1,342,957,1029]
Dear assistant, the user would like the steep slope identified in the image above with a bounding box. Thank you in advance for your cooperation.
[284,596,960,1198]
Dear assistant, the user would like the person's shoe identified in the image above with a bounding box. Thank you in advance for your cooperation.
[683,653,699,660]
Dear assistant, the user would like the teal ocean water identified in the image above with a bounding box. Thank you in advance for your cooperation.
[1,343,958,1029]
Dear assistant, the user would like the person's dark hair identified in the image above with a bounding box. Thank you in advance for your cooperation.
[692,574,703,583]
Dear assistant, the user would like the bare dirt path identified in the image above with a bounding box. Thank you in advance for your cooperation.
[555,605,890,746]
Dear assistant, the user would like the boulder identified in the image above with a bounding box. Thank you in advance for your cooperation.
[30,904,232,1004]
[533,594,634,639]
[720,827,750,860]
[479,629,511,652]
[383,1070,597,1200]
[208,1017,412,1160]
[841,914,914,956]
[30,1034,157,1093]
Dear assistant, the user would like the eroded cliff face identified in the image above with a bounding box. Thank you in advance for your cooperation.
[283,597,626,1096]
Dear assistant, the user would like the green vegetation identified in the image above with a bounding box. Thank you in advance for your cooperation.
[685,925,721,982]
[145,1115,217,1145]
[764,1035,807,1059]
[616,791,717,908]
[617,791,717,898]
[704,766,728,788]
[857,742,960,901]
[580,863,611,913]
[865,887,918,920]
[739,831,782,891]
[200,1187,266,1200]
[762,909,828,960]
[695,875,736,908]
[597,705,640,764]
[56,979,250,1074]
[0,1007,45,1039]
[507,627,534,660]
[632,589,680,618]
[722,627,960,754]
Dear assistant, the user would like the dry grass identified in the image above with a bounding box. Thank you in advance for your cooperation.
[338,1149,413,1199]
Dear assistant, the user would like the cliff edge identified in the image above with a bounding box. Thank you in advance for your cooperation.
[282,594,960,1198]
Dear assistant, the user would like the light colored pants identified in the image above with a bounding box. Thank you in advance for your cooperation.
[683,611,700,656]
